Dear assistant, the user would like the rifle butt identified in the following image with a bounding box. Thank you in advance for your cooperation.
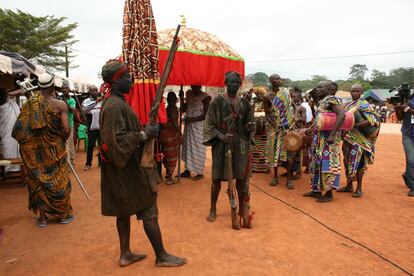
[140,139,156,168]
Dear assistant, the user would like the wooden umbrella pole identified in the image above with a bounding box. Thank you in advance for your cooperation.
[177,84,183,182]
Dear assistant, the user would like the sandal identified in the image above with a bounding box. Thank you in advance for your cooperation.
[60,215,75,224]
[166,178,176,185]
[337,186,353,193]
[37,219,48,228]
[269,178,279,186]
[192,174,204,181]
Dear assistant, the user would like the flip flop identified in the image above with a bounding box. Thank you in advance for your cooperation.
[192,174,204,181]
[337,187,353,193]
[60,215,75,224]
[269,178,279,186]
[37,219,48,228]
[352,191,363,198]
[316,196,333,203]
[166,179,176,185]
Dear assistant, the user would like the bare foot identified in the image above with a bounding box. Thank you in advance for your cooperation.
[206,210,216,222]
[119,252,147,267]
[155,252,187,267]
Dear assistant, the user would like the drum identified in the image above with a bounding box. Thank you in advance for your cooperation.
[284,128,311,152]
[353,109,380,139]
[316,111,354,131]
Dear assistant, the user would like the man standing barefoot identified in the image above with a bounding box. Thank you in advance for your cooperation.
[204,71,255,229]
[99,60,186,267]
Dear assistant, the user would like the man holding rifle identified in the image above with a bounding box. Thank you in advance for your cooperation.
[99,60,186,267]
[204,71,255,230]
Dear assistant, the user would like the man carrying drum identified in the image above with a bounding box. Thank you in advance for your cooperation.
[303,81,345,203]
[338,84,380,198]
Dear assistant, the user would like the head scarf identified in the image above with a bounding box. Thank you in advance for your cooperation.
[100,59,128,98]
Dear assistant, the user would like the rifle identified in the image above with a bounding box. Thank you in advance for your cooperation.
[226,145,240,230]
[140,24,181,168]
[225,117,241,230]
[242,101,256,228]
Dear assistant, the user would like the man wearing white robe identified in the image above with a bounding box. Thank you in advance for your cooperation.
[0,89,20,173]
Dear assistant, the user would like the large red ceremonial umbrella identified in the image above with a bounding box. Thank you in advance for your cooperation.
[122,0,167,125]
[158,26,245,87]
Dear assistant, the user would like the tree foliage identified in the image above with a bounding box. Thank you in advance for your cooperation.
[285,75,328,92]
[349,64,368,81]
[251,72,270,88]
[369,67,414,89]
[0,8,78,71]
[249,65,414,93]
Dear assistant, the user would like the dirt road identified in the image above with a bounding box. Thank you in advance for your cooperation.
[0,125,413,275]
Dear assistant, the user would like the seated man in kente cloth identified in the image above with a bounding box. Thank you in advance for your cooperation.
[204,71,255,230]
[99,60,186,267]
[12,73,74,227]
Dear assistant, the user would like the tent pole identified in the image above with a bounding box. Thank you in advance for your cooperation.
[177,84,183,182]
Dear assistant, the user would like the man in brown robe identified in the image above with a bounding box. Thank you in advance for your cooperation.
[204,71,255,230]
[99,60,186,267]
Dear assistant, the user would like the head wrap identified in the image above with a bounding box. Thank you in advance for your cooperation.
[224,71,241,83]
[100,59,128,98]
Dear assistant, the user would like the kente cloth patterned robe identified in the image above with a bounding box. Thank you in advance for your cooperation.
[203,95,253,181]
[343,99,380,178]
[100,95,158,217]
[266,87,295,168]
[310,95,342,192]
[12,93,72,219]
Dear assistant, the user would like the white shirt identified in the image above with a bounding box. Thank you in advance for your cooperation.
[301,102,313,123]
[82,98,101,130]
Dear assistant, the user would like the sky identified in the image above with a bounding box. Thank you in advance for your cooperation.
[1,0,414,83]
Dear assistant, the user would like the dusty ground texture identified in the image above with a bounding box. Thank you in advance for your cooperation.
[0,124,413,275]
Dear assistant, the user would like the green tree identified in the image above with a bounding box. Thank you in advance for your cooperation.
[336,80,353,91]
[388,67,414,88]
[349,64,368,81]
[311,75,328,83]
[370,69,390,88]
[251,72,270,88]
[0,9,78,71]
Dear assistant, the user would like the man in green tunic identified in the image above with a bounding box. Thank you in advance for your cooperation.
[99,60,186,267]
[204,71,255,230]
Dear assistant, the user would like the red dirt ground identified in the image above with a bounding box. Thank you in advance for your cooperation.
[0,124,413,275]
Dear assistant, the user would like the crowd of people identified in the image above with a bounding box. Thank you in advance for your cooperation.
[1,62,414,268]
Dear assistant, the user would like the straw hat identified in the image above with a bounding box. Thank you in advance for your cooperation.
[38,73,54,88]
